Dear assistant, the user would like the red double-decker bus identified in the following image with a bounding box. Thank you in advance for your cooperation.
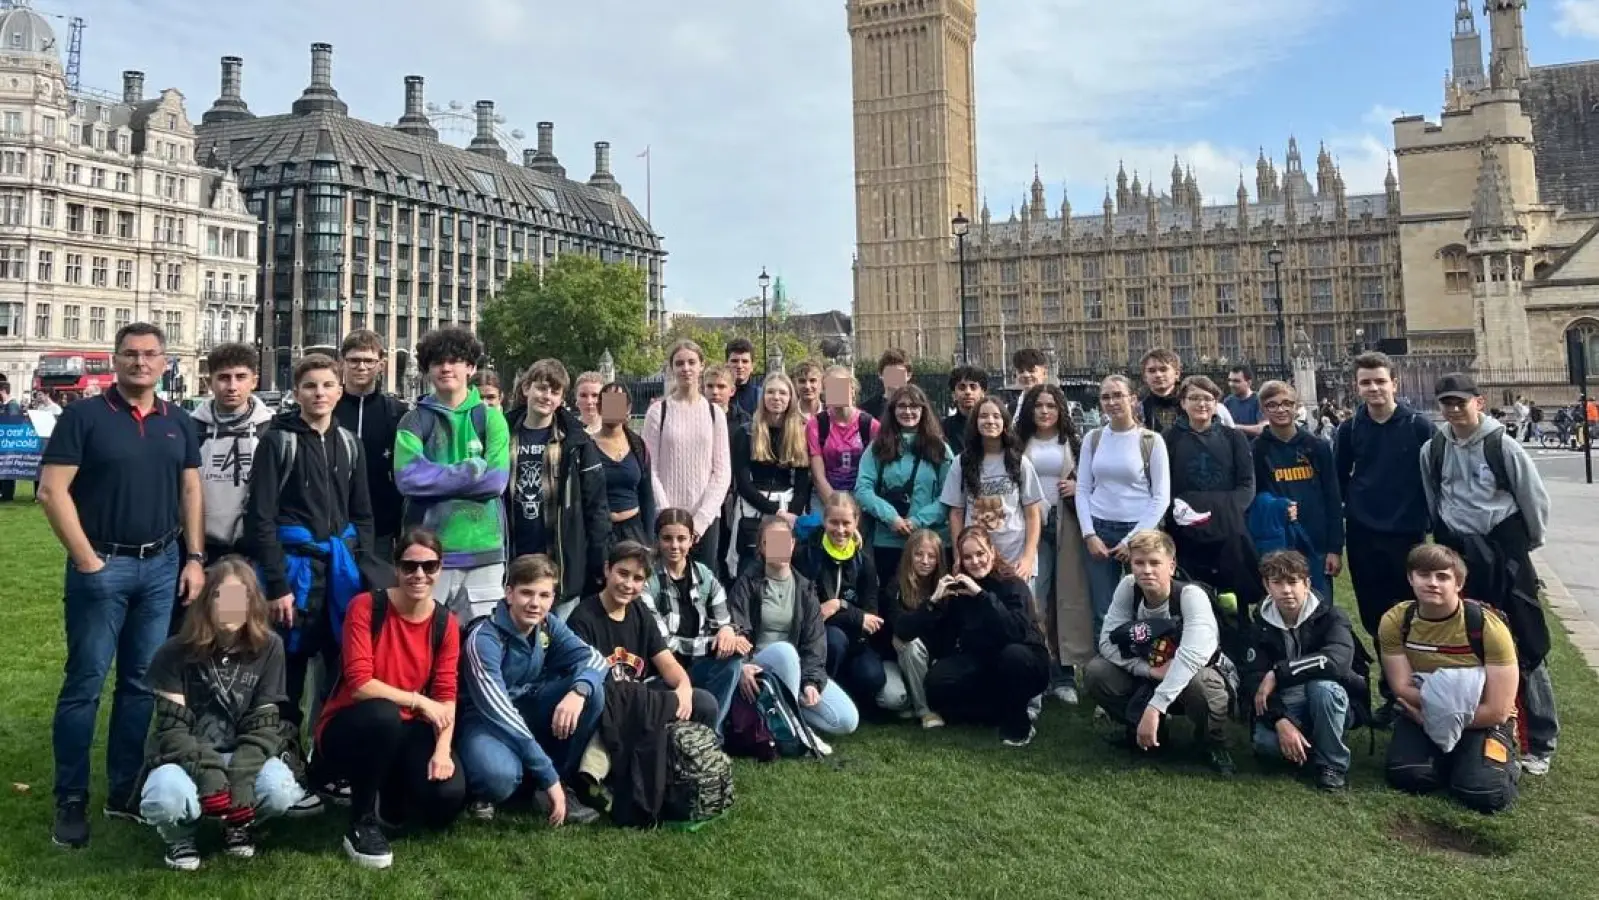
[33,351,116,401]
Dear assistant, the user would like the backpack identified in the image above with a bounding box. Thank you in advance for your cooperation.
[724,672,823,760]
[1424,428,1510,497]
[1398,598,1499,664]
[1086,426,1158,485]
[816,409,876,449]
[1163,576,1244,710]
[273,427,362,494]
[660,720,735,825]
[413,403,488,454]
[655,394,716,440]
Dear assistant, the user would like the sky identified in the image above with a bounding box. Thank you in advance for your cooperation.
[49,0,1599,316]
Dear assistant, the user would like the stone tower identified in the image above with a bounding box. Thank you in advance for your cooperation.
[1394,0,1539,356]
[847,0,978,361]
[1451,0,1486,97]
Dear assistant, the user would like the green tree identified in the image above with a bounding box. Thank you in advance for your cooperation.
[478,254,649,379]
[637,311,822,378]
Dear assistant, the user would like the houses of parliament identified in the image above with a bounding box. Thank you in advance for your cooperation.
[848,0,1599,397]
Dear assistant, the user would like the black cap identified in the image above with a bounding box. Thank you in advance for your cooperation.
[1434,372,1479,401]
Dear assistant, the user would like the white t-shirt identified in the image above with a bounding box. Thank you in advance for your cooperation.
[1024,438,1072,524]
[940,452,1045,567]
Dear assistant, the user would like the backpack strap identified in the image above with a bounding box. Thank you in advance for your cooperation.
[275,430,298,494]
[1085,426,1155,485]
[370,591,389,641]
[1427,429,1511,497]
[1463,598,1487,665]
[470,404,488,450]
[817,410,831,447]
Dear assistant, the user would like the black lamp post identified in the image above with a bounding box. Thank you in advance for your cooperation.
[1267,243,1286,369]
[758,267,771,374]
[953,209,970,364]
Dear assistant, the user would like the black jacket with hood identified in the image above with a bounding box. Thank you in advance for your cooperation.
[503,404,611,599]
[794,530,880,641]
[1241,591,1369,727]
[893,572,1042,661]
[333,388,408,539]
[727,567,829,692]
[243,409,374,600]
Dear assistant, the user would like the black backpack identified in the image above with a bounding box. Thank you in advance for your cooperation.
[1424,428,1510,497]
[660,720,735,826]
[815,409,876,449]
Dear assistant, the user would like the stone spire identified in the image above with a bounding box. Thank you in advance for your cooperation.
[1256,148,1273,204]
[1469,140,1523,239]
[1486,0,1530,89]
[1237,174,1250,229]
[1130,169,1143,208]
[1115,161,1130,212]
[1184,166,1198,209]
[1029,165,1046,221]
[1059,187,1072,238]
[1171,155,1184,203]
[1146,183,1159,234]
[1103,186,1114,233]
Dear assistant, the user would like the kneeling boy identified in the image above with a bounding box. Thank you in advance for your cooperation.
[1082,529,1237,775]
[1379,544,1519,813]
[456,554,608,824]
[1244,550,1366,792]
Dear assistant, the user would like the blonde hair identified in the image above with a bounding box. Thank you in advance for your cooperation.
[751,372,809,468]
[1126,529,1176,560]
[896,529,948,610]
[574,371,605,392]
[702,363,732,389]
[823,364,858,406]
[822,490,860,522]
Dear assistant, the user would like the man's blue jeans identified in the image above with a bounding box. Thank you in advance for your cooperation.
[53,544,179,802]
[1251,681,1353,774]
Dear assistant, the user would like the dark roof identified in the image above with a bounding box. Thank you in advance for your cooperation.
[195,110,660,252]
[1526,61,1599,214]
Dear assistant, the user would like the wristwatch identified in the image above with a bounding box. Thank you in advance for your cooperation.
[186,552,205,565]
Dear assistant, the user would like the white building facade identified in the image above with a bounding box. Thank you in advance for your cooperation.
[0,3,257,398]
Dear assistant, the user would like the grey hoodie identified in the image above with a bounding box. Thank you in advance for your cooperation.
[1419,414,1549,548]
[192,395,275,546]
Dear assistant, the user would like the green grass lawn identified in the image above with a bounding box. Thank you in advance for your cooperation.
[2,486,1597,898]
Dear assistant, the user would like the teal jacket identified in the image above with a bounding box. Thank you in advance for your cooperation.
[854,435,952,548]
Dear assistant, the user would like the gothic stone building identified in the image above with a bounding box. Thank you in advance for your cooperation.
[192,44,664,392]
[1397,0,1599,403]
[846,0,1404,371]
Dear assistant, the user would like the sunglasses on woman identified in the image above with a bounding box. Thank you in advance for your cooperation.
[397,559,442,575]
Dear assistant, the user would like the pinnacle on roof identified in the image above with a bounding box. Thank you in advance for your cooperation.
[1469,140,1519,234]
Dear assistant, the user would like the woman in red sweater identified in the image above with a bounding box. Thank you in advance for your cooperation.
[313,528,464,869]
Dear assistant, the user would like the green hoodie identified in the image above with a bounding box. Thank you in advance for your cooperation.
[393,387,511,568]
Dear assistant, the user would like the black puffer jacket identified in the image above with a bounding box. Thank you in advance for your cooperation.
[1241,594,1370,727]
[893,572,1041,661]
[794,532,879,641]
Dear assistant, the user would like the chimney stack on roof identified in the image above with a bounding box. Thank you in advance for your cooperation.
[467,100,506,160]
[121,70,143,105]
[527,121,565,178]
[393,74,438,141]
[291,42,349,117]
[201,56,255,125]
[588,141,620,193]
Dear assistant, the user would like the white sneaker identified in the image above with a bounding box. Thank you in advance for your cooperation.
[287,791,324,819]
[810,735,834,757]
[1521,754,1552,776]
[920,713,946,729]
[1052,685,1080,705]
[467,800,495,821]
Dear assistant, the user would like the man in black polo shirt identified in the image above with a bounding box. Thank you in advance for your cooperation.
[38,322,205,849]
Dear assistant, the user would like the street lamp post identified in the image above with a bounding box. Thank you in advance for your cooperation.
[1267,243,1286,372]
[952,210,970,365]
[758,267,771,374]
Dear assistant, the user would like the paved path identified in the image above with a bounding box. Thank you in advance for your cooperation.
[1530,478,1599,675]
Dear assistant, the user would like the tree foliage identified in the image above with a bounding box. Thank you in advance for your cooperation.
[478,254,650,380]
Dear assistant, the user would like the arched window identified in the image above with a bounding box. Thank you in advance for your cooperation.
[1440,246,1471,293]
[1567,319,1599,373]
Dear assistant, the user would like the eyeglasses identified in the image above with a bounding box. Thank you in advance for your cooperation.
[1263,400,1296,411]
[117,350,163,362]
[397,559,442,575]
[344,357,382,368]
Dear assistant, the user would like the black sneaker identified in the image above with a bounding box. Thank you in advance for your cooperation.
[1208,748,1237,777]
[223,822,256,858]
[163,836,201,871]
[1370,702,1396,731]
[317,780,353,807]
[51,797,90,849]
[102,791,146,825]
[343,816,393,869]
[1315,766,1348,792]
[564,787,601,825]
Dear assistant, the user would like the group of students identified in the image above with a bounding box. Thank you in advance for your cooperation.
[46,325,1560,874]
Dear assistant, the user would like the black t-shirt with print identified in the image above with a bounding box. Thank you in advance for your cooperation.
[567,594,666,683]
[511,424,552,556]
[146,632,288,752]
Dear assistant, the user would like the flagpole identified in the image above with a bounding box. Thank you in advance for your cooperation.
[638,145,652,224]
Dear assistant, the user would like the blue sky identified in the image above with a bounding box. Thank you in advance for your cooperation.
[53,0,1599,316]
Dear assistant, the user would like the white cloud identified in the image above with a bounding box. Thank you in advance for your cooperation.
[1364,104,1405,126]
[1555,0,1599,39]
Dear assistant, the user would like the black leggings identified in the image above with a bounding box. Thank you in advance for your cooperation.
[316,699,466,829]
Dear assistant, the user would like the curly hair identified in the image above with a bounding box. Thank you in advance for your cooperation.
[416,326,484,371]
[960,396,1023,498]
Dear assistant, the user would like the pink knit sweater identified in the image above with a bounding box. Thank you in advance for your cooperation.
[643,394,730,537]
